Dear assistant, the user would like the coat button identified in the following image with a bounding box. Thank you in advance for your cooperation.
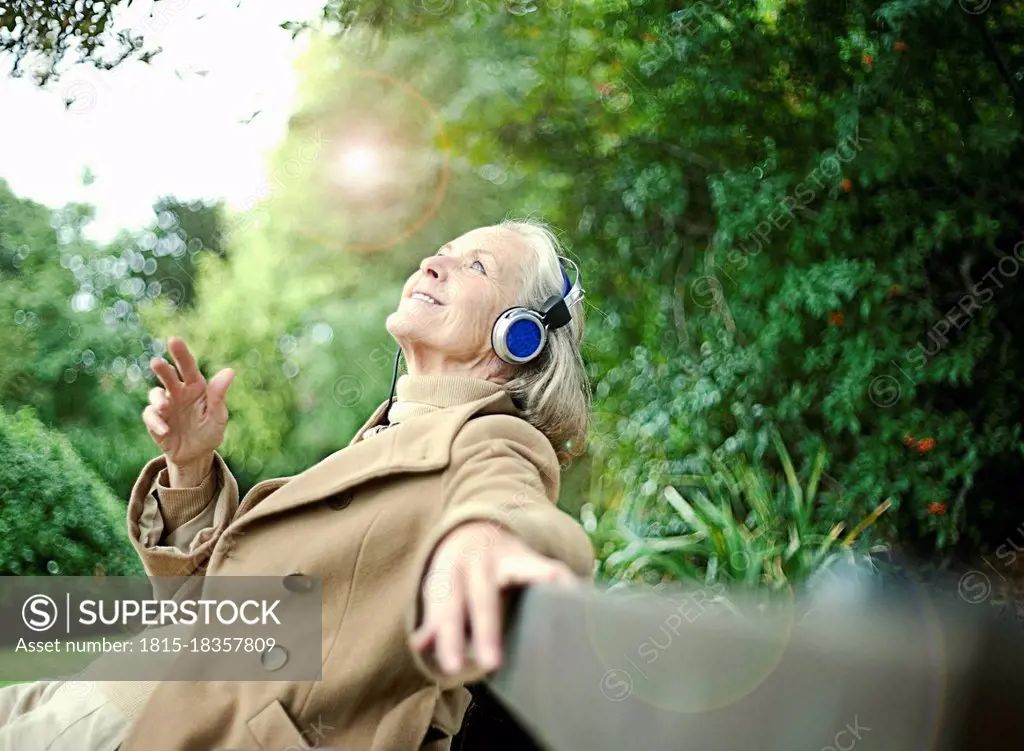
[261,644,289,672]
[282,573,313,593]
[326,491,353,510]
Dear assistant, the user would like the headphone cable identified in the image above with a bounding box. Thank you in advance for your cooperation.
[384,346,402,423]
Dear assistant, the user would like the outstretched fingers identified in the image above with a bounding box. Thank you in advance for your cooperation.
[142,404,169,437]
[150,357,183,399]
[206,368,236,415]
[148,386,169,410]
[465,555,502,670]
[167,336,204,386]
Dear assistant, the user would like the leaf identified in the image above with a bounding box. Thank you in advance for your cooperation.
[623,554,655,581]
[650,552,700,580]
[772,554,786,585]
[744,549,767,586]
[690,487,727,526]
[805,444,827,509]
[811,521,846,570]
[738,464,772,527]
[707,553,719,584]
[663,485,710,536]
[604,540,644,570]
[841,498,893,547]
[784,523,800,561]
[644,532,708,552]
[771,429,803,515]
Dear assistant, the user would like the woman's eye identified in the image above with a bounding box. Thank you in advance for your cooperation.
[470,259,487,274]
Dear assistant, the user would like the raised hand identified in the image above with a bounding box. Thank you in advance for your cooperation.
[144,336,236,472]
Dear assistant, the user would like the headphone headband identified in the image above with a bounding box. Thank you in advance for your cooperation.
[557,257,585,317]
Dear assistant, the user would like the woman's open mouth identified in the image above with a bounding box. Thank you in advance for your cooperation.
[410,290,443,305]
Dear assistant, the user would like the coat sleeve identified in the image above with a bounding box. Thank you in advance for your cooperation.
[126,451,239,590]
[404,414,595,685]
[136,462,220,552]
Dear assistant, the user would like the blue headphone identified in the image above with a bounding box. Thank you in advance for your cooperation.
[491,257,585,365]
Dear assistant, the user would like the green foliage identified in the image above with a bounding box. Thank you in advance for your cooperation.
[3,0,1022,589]
[332,0,1024,558]
[586,428,885,589]
[122,0,1024,559]
[0,179,225,499]
[0,405,142,576]
[136,196,228,311]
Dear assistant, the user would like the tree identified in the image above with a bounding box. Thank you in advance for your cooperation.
[0,404,143,575]
[106,196,227,313]
[0,179,226,498]
[332,0,1024,559]
[8,0,1022,562]
[1,0,172,84]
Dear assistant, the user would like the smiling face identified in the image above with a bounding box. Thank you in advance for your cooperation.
[385,225,534,380]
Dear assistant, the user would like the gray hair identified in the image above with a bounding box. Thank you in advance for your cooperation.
[497,217,590,463]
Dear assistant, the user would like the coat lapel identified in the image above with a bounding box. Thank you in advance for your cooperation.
[234,390,517,527]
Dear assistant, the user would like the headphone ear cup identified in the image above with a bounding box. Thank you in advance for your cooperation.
[492,308,548,364]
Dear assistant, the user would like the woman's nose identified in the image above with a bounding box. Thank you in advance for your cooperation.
[420,254,449,280]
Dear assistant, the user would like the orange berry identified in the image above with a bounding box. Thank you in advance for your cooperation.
[894,41,908,52]
[829,311,845,325]
[863,53,874,65]
[927,502,947,515]
[903,434,915,447]
[840,178,853,192]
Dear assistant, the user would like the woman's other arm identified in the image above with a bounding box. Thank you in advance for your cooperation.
[405,414,595,684]
[418,414,594,579]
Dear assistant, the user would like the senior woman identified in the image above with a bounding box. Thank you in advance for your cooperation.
[0,219,595,751]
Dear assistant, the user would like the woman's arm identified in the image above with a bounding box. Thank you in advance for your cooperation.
[127,450,240,589]
[405,414,595,685]
[135,336,239,591]
[136,453,219,553]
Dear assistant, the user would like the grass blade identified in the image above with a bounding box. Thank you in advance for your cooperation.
[644,532,708,552]
[805,444,827,508]
[841,498,892,547]
[663,486,711,537]
[771,429,803,515]
[811,521,846,570]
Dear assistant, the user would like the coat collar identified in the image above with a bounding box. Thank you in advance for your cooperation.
[234,389,520,526]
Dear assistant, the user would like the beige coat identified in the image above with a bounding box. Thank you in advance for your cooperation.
[104,389,594,751]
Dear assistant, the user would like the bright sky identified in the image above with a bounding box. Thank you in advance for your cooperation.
[0,0,325,244]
